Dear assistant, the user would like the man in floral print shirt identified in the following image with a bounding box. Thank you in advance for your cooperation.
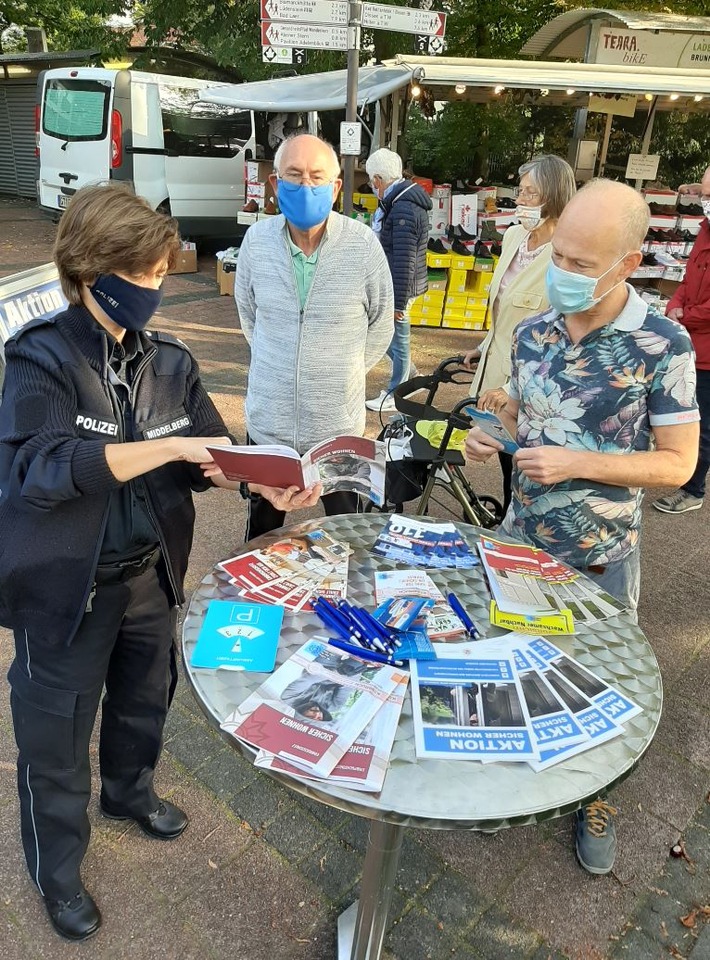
[466,179,699,877]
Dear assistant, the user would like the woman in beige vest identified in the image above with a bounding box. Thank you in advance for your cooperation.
[463,155,576,509]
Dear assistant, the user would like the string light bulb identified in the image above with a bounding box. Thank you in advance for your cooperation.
[411,82,421,98]
[540,88,549,97]
[644,93,654,101]
[694,94,704,102]
[566,88,576,95]
[669,93,679,101]
[493,85,505,94]
[455,83,466,94]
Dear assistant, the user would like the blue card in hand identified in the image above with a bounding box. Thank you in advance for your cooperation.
[191,600,284,672]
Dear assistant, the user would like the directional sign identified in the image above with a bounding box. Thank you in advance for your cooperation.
[415,34,444,55]
[260,0,348,25]
[362,2,446,37]
[340,121,362,156]
[262,45,309,64]
[261,21,348,50]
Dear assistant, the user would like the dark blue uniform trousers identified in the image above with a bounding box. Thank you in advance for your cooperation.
[8,562,176,900]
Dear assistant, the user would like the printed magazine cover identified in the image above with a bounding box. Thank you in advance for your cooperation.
[207,436,386,506]
[374,570,468,644]
[410,654,539,762]
[220,639,409,779]
[372,516,478,569]
[254,686,407,792]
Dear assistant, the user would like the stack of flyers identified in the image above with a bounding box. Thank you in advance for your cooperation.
[219,529,351,613]
[410,651,539,762]
[220,639,409,791]
[416,634,641,771]
[372,516,479,569]
[374,570,472,648]
[477,536,627,634]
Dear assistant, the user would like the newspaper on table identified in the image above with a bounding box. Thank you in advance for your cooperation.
[254,688,407,792]
[410,651,539,762]
[219,528,351,612]
[220,639,409,780]
[477,535,628,634]
[372,516,479,569]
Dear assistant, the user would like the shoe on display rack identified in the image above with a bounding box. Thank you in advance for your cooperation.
[427,238,448,254]
[575,798,617,875]
[365,390,397,412]
[652,490,704,513]
[451,238,473,257]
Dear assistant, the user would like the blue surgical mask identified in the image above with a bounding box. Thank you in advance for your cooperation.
[90,274,162,331]
[276,180,335,231]
[545,254,628,315]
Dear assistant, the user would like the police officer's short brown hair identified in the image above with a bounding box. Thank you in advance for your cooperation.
[53,183,181,304]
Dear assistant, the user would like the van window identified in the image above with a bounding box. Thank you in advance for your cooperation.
[43,79,111,141]
[159,84,251,159]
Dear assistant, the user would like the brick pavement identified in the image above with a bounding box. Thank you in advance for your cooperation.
[1,196,709,960]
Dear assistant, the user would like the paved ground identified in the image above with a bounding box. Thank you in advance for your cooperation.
[1,195,709,960]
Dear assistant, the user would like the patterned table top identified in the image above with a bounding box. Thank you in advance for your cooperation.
[182,514,661,830]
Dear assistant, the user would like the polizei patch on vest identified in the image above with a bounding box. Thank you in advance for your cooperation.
[75,413,119,436]
[143,415,191,440]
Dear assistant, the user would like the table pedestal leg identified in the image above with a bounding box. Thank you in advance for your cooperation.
[337,820,404,960]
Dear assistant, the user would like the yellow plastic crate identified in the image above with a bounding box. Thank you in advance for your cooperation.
[450,253,475,271]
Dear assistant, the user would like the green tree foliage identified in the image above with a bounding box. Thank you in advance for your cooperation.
[0,0,129,55]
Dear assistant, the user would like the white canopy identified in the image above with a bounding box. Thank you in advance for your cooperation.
[200,55,710,114]
[199,64,412,112]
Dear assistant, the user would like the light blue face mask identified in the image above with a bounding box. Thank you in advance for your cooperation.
[276,180,335,231]
[545,254,628,315]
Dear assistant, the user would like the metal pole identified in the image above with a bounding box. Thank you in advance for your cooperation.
[343,0,361,216]
[597,112,613,177]
[634,96,658,191]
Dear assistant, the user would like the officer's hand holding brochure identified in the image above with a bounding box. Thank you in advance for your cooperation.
[463,405,518,454]
[206,435,386,506]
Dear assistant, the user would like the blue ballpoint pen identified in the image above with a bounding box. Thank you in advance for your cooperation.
[327,637,405,667]
[357,607,401,651]
[336,601,388,653]
[314,600,367,647]
[447,591,482,639]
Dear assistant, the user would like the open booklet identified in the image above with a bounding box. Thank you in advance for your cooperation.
[463,405,518,454]
[207,435,386,506]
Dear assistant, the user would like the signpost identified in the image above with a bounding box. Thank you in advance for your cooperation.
[259,0,448,214]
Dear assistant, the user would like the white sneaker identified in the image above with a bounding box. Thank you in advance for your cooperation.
[652,490,704,514]
[365,390,396,412]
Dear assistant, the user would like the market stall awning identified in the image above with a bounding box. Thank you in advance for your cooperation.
[520,8,710,60]
[386,54,710,101]
[199,64,412,112]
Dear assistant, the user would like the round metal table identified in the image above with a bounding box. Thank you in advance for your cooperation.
[182,514,662,960]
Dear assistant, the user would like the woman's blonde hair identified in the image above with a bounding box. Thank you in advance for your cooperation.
[53,183,181,304]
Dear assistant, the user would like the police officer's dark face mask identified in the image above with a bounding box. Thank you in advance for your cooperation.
[90,273,163,331]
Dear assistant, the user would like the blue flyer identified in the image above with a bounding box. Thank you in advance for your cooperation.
[191,600,284,672]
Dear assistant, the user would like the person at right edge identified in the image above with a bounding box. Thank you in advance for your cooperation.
[364,148,432,413]
[461,155,576,511]
[465,179,699,879]
[652,163,710,514]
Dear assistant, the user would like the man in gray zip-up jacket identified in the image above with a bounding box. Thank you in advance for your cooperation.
[235,134,394,539]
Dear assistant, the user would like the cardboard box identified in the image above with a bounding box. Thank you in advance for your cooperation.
[415,289,445,305]
[432,183,452,200]
[411,175,434,194]
[410,317,442,328]
[473,257,494,272]
[476,186,497,208]
[467,295,489,309]
[427,271,448,291]
[450,253,475,270]
[169,242,197,275]
[445,294,469,310]
[643,189,677,205]
[245,160,274,183]
[426,249,452,269]
[353,192,378,212]
[217,260,236,296]
[409,303,442,319]
[441,315,485,330]
[467,272,492,295]
[462,305,487,321]
[430,198,450,237]
[648,214,677,230]
[450,194,477,233]
[447,268,469,293]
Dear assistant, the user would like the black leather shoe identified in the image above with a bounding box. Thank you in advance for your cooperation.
[44,886,101,941]
[101,798,189,840]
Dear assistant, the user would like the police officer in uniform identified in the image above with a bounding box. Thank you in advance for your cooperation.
[0,184,319,941]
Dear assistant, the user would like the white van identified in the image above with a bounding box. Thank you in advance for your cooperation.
[36,67,256,238]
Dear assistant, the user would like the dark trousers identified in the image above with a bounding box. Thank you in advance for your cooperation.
[9,562,176,899]
[683,368,710,499]
[245,488,360,541]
